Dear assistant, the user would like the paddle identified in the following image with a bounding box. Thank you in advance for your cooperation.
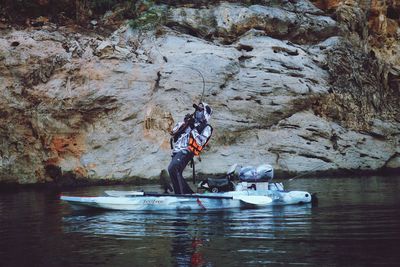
[104,190,272,206]
[234,195,272,206]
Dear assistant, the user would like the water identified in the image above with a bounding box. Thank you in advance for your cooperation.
[1,175,400,267]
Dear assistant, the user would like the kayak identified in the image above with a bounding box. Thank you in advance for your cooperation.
[60,189,313,211]
[60,164,316,211]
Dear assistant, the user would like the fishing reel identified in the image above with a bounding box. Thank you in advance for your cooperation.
[170,103,203,142]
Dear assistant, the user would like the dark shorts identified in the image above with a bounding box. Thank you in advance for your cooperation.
[168,150,194,194]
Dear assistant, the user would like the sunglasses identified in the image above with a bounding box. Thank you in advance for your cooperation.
[193,103,204,111]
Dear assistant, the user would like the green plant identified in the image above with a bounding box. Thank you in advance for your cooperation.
[128,5,166,30]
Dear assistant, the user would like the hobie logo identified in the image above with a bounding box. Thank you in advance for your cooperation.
[143,200,163,205]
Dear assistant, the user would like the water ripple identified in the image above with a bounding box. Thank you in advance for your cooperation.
[2,176,400,266]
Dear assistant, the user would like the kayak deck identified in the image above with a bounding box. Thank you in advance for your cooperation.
[61,195,243,211]
[60,190,312,211]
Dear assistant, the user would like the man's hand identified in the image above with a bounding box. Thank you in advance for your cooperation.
[184,114,195,128]
[184,113,192,122]
[188,117,195,128]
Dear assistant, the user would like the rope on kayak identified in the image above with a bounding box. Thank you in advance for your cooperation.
[196,198,206,210]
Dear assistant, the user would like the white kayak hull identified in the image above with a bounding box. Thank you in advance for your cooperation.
[60,190,312,211]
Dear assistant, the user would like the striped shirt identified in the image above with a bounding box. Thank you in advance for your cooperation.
[172,123,212,154]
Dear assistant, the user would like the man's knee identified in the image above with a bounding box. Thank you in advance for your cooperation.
[167,165,173,177]
[168,161,178,176]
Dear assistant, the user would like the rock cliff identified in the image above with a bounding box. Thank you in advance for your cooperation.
[0,0,399,184]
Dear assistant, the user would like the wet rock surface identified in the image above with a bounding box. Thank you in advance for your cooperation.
[0,1,399,184]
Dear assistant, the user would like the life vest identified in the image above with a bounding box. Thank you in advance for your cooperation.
[188,124,213,156]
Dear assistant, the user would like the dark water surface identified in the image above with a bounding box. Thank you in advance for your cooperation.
[1,175,400,267]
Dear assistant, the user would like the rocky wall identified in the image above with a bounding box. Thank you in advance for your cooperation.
[0,0,399,184]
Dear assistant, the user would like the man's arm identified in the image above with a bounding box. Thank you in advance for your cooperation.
[191,125,212,146]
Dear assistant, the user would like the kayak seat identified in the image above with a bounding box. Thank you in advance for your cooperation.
[198,177,235,193]
[206,177,231,187]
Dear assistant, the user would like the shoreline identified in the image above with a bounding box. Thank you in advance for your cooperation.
[1,167,399,192]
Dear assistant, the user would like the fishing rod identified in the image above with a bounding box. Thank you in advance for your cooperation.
[164,65,207,185]
[287,163,327,182]
[148,31,207,103]
[184,65,206,103]
[150,32,211,187]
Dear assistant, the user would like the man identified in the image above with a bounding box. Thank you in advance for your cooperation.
[168,102,213,194]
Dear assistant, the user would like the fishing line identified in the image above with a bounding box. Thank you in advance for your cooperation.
[287,163,327,182]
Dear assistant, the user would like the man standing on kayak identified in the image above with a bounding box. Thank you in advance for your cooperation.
[168,103,213,194]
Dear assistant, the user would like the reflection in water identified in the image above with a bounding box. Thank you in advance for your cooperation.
[62,206,313,239]
[1,176,400,266]
[170,219,206,267]
[62,205,313,266]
